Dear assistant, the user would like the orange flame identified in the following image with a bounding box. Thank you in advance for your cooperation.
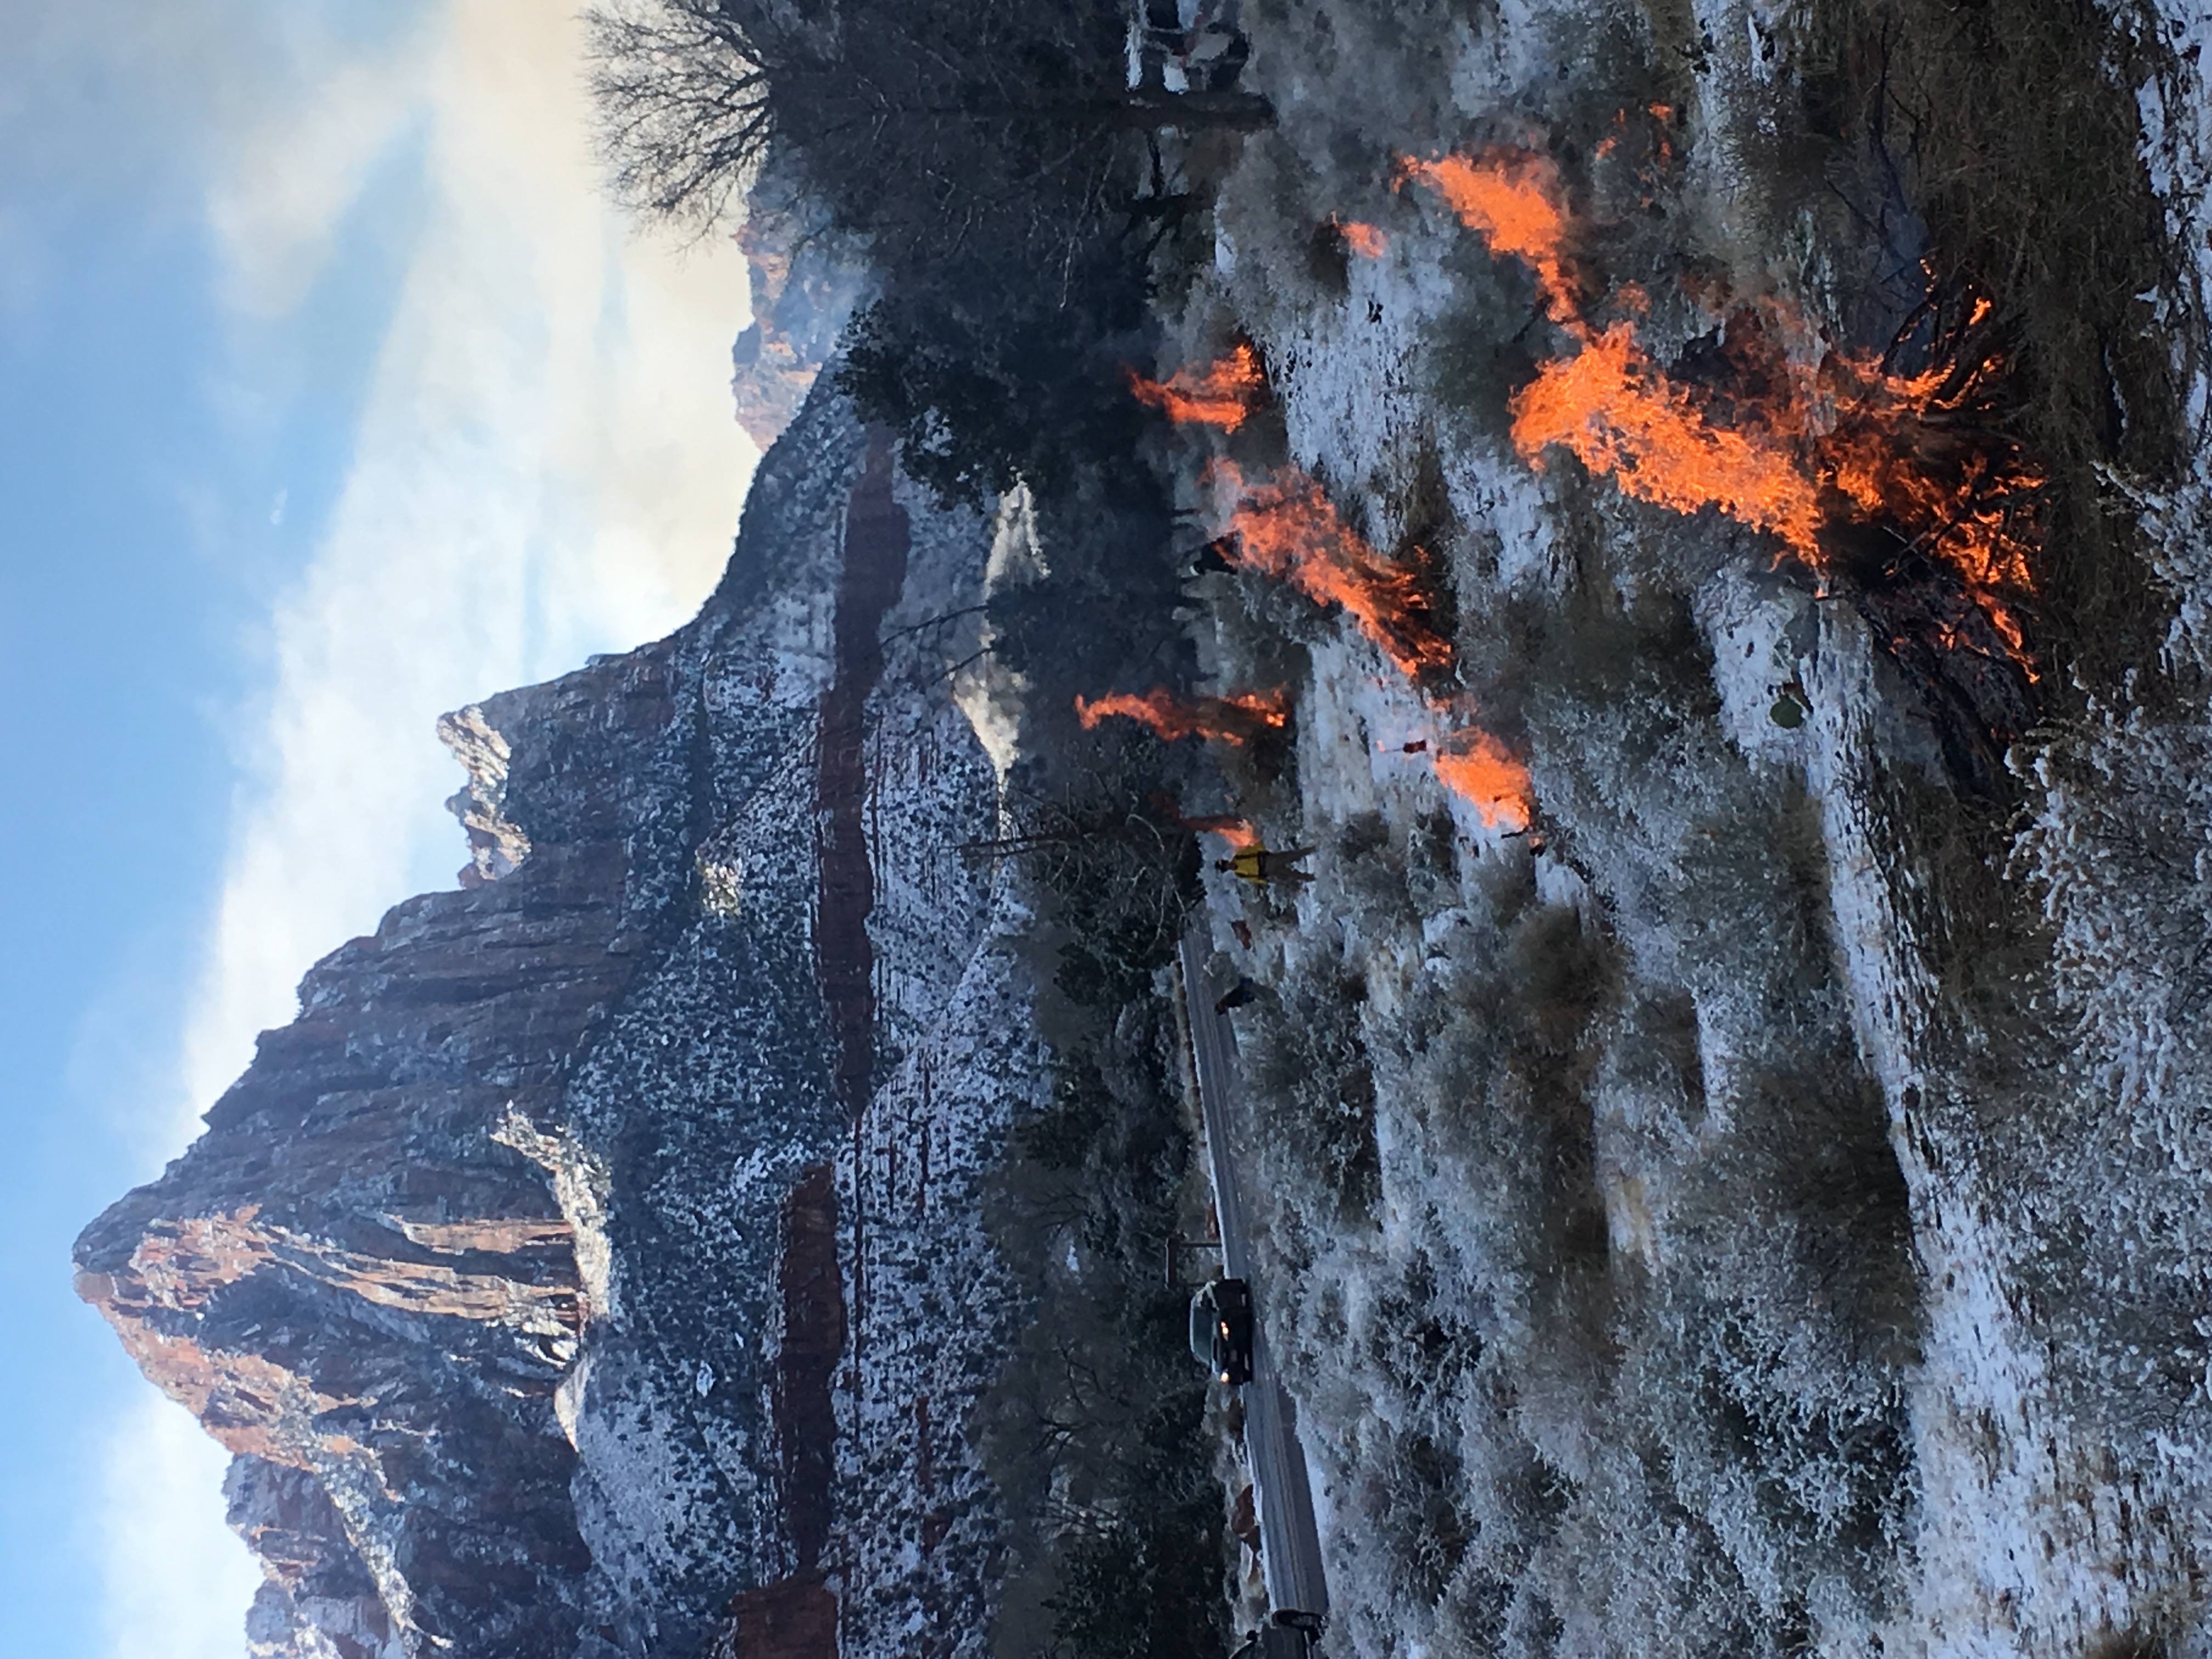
[1147,792,1261,849]
[1336,218,1387,258]
[1510,320,1826,552]
[1433,733,1533,831]
[1400,148,2040,667]
[1184,814,1260,848]
[1075,686,1288,745]
[1199,460,1535,833]
[1204,459,1454,679]
[1134,328,1537,840]
[1128,343,1265,432]
[1395,151,1577,320]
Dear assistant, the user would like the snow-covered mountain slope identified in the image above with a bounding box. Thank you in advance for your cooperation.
[76,385,1046,1659]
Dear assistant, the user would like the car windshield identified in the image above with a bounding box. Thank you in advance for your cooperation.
[1188,1289,1218,1367]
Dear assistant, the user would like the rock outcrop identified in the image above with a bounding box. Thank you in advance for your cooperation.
[728,169,866,452]
[77,383,1045,1658]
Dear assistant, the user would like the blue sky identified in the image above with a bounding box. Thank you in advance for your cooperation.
[0,4,755,1654]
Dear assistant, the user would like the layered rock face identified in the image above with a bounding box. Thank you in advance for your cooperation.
[77,386,1043,1658]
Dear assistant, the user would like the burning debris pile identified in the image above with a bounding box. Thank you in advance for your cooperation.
[1103,341,1536,834]
[1401,143,2045,780]
[1102,129,2053,855]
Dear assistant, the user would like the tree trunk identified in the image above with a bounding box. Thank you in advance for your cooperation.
[1096,87,1274,132]
[920,86,1276,132]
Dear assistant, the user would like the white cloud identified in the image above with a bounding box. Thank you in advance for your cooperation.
[102,1,759,1651]
[178,0,755,1156]
[0,2,431,221]
[99,1395,266,1659]
[205,46,432,321]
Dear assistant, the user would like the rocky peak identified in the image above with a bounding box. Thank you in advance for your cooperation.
[438,703,533,887]
[77,385,1041,1658]
[74,638,673,1652]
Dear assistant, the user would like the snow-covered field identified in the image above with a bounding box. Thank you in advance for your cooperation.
[1148,3,2212,1654]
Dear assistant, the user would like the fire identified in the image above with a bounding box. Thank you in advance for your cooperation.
[1203,459,1454,679]
[1400,148,2040,669]
[1074,686,1288,746]
[1128,343,1265,432]
[1335,218,1387,258]
[1509,320,1826,553]
[1135,319,1537,841]
[1394,151,1576,321]
[1183,813,1260,849]
[1197,459,1536,833]
[1147,792,1261,850]
[1432,732,1533,831]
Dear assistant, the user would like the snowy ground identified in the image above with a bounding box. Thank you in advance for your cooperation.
[1150,3,2212,1655]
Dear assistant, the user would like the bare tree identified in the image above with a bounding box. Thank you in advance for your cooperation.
[586,1,777,232]
[587,0,1267,249]
[589,0,1258,507]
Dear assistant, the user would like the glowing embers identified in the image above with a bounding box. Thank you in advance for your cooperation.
[1128,342,1265,432]
[1399,146,2042,672]
[1202,460,1454,679]
[1809,346,2040,659]
[1074,685,1289,746]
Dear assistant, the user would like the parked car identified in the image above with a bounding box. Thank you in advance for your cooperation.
[1229,1613,1323,1658]
[1188,1275,1255,1385]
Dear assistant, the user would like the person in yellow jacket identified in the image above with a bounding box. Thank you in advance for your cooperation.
[1215,843,1316,885]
